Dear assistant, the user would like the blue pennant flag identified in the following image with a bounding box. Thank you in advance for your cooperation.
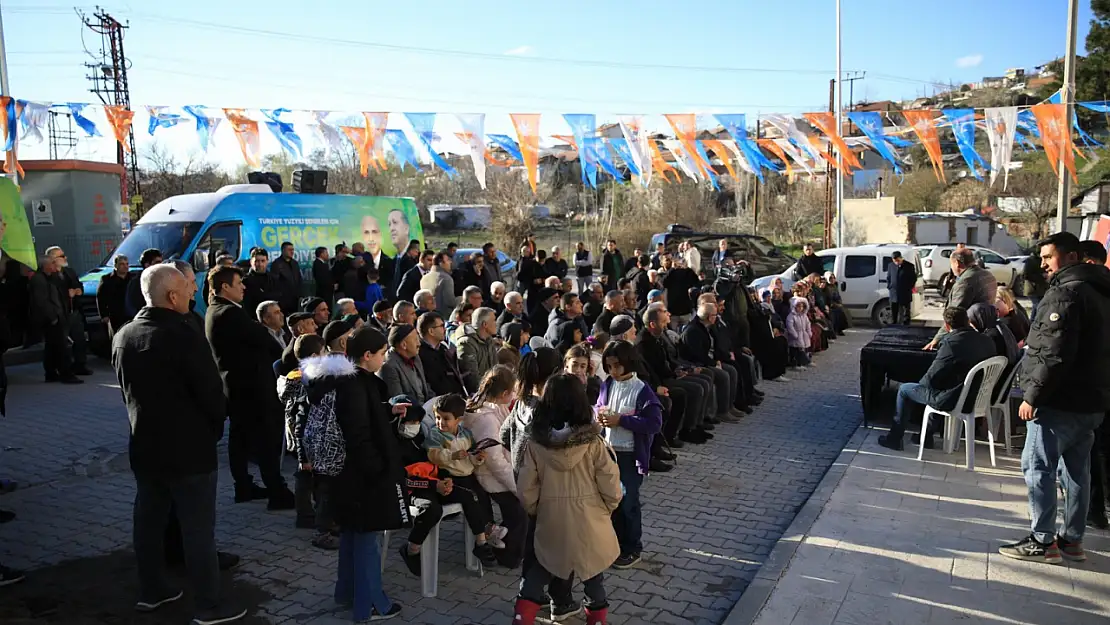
[1,98,15,151]
[607,138,641,177]
[403,113,456,177]
[487,134,524,162]
[564,113,600,187]
[384,129,421,171]
[183,105,220,151]
[1017,109,1040,138]
[846,112,903,176]
[147,106,185,136]
[583,137,623,183]
[715,113,780,182]
[694,141,720,190]
[261,108,303,159]
[66,103,101,137]
[1080,100,1110,113]
[942,109,989,180]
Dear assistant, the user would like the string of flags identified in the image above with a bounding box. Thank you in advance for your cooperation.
[0,95,1107,193]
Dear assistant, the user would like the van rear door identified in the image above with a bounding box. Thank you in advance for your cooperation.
[840,254,880,315]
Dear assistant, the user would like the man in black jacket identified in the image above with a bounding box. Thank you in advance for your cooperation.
[999,232,1110,564]
[330,243,352,297]
[112,264,246,624]
[97,255,132,339]
[46,246,91,375]
[792,243,826,282]
[638,303,714,444]
[886,251,917,325]
[601,240,625,291]
[242,247,281,317]
[312,246,334,303]
[680,302,744,424]
[527,288,559,342]
[879,306,996,451]
[30,253,80,384]
[126,248,163,318]
[496,291,525,330]
[592,290,624,337]
[516,245,545,304]
[205,266,294,509]
[270,242,303,316]
[417,311,470,396]
[392,242,421,295]
[397,249,434,304]
[626,255,654,310]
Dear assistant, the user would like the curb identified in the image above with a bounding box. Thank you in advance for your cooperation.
[721,423,870,625]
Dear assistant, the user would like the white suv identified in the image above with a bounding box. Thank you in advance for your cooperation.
[750,244,924,325]
[915,245,1017,291]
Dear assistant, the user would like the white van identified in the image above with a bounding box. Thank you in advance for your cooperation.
[749,244,925,325]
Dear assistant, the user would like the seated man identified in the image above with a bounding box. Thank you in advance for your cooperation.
[879,306,997,451]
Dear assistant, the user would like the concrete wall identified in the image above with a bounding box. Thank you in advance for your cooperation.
[20,166,123,275]
[842,197,906,245]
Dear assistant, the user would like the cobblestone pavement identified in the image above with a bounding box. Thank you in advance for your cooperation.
[0,329,872,624]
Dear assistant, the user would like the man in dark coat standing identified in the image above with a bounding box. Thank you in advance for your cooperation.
[112,264,246,624]
[242,248,282,318]
[601,239,625,290]
[312,246,334,302]
[97,254,133,339]
[29,253,80,384]
[792,243,826,282]
[886,251,917,325]
[205,265,294,509]
[270,242,303,316]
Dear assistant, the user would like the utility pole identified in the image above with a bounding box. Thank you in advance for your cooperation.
[0,0,15,185]
[835,0,844,248]
[81,8,140,206]
[843,71,865,134]
[824,79,834,248]
[753,118,760,235]
[1056,0,1079,234]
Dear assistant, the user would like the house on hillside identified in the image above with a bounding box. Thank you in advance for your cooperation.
[841,198,1021,253]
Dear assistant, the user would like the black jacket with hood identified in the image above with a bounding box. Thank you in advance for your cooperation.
[1020,262,1110,413]
[301,353,412,533]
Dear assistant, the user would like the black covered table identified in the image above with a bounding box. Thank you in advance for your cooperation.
[860,326,938,423]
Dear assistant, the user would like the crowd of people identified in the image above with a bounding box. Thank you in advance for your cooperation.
[0,230,857,623]
[876,235,1110,566]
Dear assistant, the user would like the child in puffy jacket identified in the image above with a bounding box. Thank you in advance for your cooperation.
[785,296,811,368]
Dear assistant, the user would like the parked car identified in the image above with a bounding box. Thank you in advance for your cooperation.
[650,223,795,279]
[1007,255,1031,295]
[750,244,924,325]
[915,244,1017,293]
[454,248,517,285]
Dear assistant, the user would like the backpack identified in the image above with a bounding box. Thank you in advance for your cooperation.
[303,389,346,476]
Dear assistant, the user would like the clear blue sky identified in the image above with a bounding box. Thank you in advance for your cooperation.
[2,0,1096,169]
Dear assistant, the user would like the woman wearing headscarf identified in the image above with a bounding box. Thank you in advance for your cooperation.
[994,286,1030,347]
[968,302,1021,408]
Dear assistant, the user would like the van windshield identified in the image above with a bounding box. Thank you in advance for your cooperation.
[105,221,204,266]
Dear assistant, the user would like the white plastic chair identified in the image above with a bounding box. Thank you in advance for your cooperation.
[381,501,482,598]
[988,352,1026,457]
[917,356,1009,471]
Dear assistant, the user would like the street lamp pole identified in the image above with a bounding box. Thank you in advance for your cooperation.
[835,0,843,247]
[1055,0,1079,234]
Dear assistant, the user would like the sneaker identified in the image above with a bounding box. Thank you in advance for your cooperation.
[998,534,1062,564]
[773,375,792,382]
[0,565,26,587]
[366,603,402,621]
[136,590,184,612]
[551,600,583,622]
[1057,536,1087,562]
[486,524,508,549]
[611,553,641,569]
[191,606,248,625]
[312,531,341,550]
[398,545,421,576]
[473,542,497,565]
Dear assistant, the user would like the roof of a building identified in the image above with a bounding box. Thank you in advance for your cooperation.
[1069,178,1110,208]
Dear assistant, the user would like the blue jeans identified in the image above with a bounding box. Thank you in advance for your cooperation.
[890,382,932,438]
[335,530,392,620]
[611,451,643,557]
[1022,408,1104,544]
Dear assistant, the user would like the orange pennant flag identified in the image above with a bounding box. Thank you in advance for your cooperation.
[222,109,261,169]
[703,139,738,179]
[104,105,135,154]
[664,113,711,177]
[1030,103,1077,183]
[362,112,389,171]
[803,112,862,173]
[758,139,794,182]
[648,139,679,183]
[342,126,374,177]
[510,113,541,194]
[902,110,946,183]
[552,134,577,149]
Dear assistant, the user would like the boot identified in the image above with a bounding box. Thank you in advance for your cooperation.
[512,598,543,624]
[585,606,608,625]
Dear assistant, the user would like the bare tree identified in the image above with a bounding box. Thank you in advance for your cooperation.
[1005,172,1059,239]
[762,181,825,245]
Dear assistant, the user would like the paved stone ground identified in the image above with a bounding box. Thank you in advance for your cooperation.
[750,427,1110,625]
[0,328,872,624]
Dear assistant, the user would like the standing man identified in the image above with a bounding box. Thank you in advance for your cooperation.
[392,242,421,295]
[650,242,667,270]
[397,248,434,304]
[205,266,295,509]
[97,255,132,339]
[312,246,334,303]
[30,253,80,384]
[126,249,164,318]
[681,241,702,277]
[886,251,917,325]
[516,244,545,305]
[711,239,730,269]
[46,246,90,376]
[242,247,280,318]
[663,257,700,330]
[544,246,568,281]
[573,241,594,295]
[999,232,1110,564]
[270,242,303,316]
[256,301,289,349]
[112,264,246,625]
[497,291,525,330]
[601,240,625,290]
[330,243,351,298]
[924,248,997,350]
[420,251,457,319]
[482,243,503,287]
[792,243,826,282]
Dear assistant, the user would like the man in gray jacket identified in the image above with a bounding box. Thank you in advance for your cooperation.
[456,307,500,383]
[419,251,457,319]
[30,253,80,384]
[378,324,434,405]
[925,248,997,350]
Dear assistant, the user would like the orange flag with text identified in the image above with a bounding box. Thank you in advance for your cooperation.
[902,110,946,182]
[223,109,261,169]
[104,105,135,153]
[664,113,711,176]
[1030,103,1077,183]
[702,139,738,179]
[510,113,541,193]
[803,112,862,172]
